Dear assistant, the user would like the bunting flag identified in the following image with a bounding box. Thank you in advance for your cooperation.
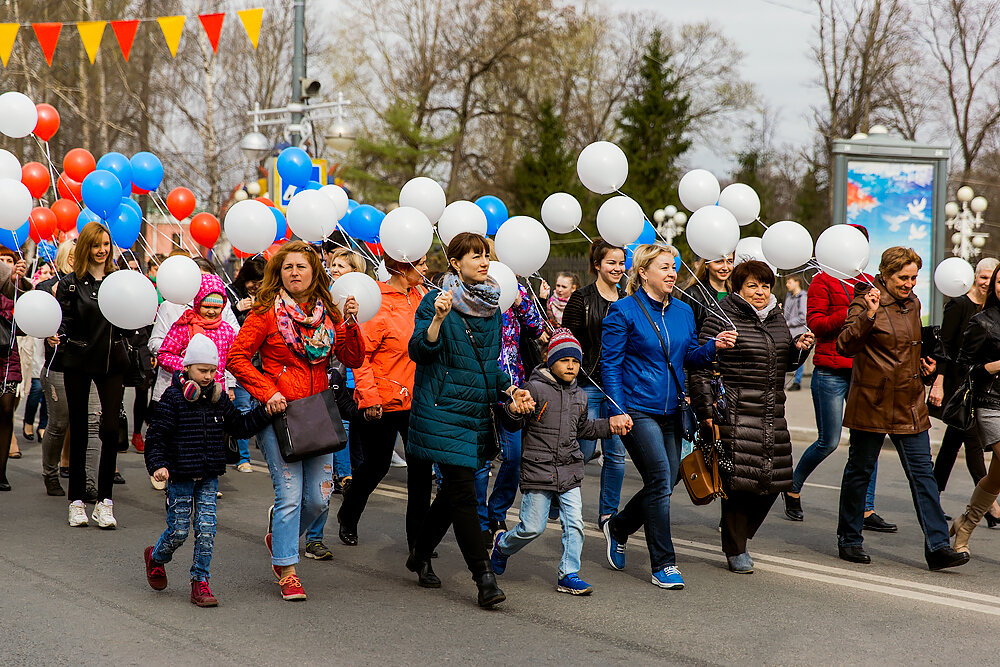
[0,24,17,67]
[76,21,106,64]
[199,13,224,53]
[32,22,62,66]
[110,20,139,62]
[237,8,263,50]
[157,16,185,58]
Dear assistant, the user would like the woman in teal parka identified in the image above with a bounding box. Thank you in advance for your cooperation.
[406,232,534,608]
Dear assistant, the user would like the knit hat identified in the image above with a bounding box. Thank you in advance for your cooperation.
[546,328,582,368]
[182,333,219,368]
[200,292,225,308]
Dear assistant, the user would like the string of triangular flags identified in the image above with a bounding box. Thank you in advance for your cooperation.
[0,8,264,67]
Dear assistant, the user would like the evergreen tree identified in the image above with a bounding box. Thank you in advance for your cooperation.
[793,163,830,238]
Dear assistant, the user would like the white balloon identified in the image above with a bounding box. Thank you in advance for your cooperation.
[224,199,276,255]
[376,259,390,282]
[815,225,870,280]
[97,270,158,330]
[380,206,433,261]
[734,237,766,265]
[494,215,550,276]
[0,149,20,181]
[13,290,61,338]
[596,196,644,246]
[678,169,721,212]
[488,261,519,312]
[437,200,488,246]
[156,255,202,305]
[399,177,446,224]
[286,189,337,241]
[0,92,37,139]
[320,184,349,220]
[577,141,628,195]
[935,256,976,298]
[331,272,382,323]
[718,183,761,226]
[541,192,582,233]
[685,206,740,260]
[0,178,32,231]
[761,220,814,270]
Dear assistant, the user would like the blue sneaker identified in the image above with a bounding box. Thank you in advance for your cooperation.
[556,573,593,595]
[601,514,626,570]
[490,530,509,576]
[651,566,685,590]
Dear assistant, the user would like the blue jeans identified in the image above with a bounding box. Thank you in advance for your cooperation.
[332,420,352,479]
[792,368,878,511]
[837,429,950,552]
[231,384,254,465]
[578,383,626,518]
[475,424,521,530]
[497,487,584,579]
[608,410,679,571]
[257,423,335,565]
[793,364,804,385]
[24,377,47,430]
[151,477,219,581]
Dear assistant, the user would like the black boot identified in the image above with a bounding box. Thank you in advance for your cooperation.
[481,530,493,553]
[337,510,358,546]
[473,562,505,608]
[406,550,442,588]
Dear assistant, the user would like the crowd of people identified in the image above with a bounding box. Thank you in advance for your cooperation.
[2,219,994,609]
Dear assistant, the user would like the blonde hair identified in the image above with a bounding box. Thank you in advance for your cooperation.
[329,247,367,274]
[54,239,75,274]
[626,244,679,296]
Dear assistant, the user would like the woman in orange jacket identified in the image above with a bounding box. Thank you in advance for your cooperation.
[228,242,364,601]
[337,254,429,550]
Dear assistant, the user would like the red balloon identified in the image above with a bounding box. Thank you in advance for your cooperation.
[56,172,82,203]
[365,242,384,257]
[21,162,51,199]
[255,196,275,207]
[33,103,60,141]
[233,248,252,259]
[167,187,196,220]
[52,198,80,232]
[132,183,149,195]
[63,148,95,182]
[29,207,57,243]
[263,242,284,260]
[189,212,220,248]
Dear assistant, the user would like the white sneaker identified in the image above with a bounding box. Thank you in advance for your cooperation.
[390,450,407,468]
[237,462,253,473]
[68,501,88,527]
[91,499,117,529]
[150,475,166,491]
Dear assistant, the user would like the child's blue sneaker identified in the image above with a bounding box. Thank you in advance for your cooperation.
[556,573,593,595]
[651,566,685,590]
[490,530,509,576]
[600,513,626,571]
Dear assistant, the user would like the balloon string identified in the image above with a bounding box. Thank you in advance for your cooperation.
[32,135,82,207]
[675,257,737,331]
[576,227,592,243]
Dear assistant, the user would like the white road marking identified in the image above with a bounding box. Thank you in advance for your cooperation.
[803,482,840,491]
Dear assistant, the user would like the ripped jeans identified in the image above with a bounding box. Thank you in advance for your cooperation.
[257,423,335,566]
[151,477,219,582]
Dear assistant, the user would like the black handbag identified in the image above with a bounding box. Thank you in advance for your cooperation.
[0,313,13,350]
[101,407,129,453]
[272,388,348,463]
[224,433,240,465]
[123,337,154,389]
[942,375,976,431]
[635,296,698,441]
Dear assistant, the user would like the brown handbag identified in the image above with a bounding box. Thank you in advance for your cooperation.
[680,422,727,505]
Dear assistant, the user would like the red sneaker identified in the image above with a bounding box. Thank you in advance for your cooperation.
[144,546,167,590]
[190,580,218,607]
[278,574,307,601]
[132,433,145,453]
[264,532,281,579]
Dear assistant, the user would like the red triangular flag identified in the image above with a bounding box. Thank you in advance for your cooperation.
[32,23,62,66]
[110,20,139,61]
[198,13,224,53]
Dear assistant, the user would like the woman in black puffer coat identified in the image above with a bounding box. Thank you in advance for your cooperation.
[691,261,814,573]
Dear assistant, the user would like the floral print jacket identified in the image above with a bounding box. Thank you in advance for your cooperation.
[498,283,546,387]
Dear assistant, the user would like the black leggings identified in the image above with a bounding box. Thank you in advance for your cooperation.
[64,371,124,502]
[338,410,409,529]
[933,425,987,492]
[0,392,17,483]
[132,386,149,433]
[413,462,490,577]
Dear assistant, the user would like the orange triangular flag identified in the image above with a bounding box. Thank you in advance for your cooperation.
[32,23,62,67]
[76,21,106,64]
[237,8,264,49]
[110,20,139,61]
[198,13,224,53]
[157,15,185,58]
[0,24,18,67]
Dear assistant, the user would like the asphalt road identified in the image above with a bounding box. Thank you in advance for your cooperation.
[3,390,1000,665]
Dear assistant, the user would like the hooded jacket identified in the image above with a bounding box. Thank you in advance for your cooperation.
[158,274,236,377]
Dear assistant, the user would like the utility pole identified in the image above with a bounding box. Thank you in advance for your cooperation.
[290,0,306,146]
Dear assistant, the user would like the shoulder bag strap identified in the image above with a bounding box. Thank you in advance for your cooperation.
[634,294,686,400]
[458,314,494,396]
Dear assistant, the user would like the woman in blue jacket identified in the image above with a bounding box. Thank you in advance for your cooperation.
[600,244,737,590]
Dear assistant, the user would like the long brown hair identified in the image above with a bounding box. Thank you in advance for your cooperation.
[254,241,340,321]
[74,222,115,279]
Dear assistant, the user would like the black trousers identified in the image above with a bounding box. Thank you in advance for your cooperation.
[338,410,409,528]
[720,490,779,556]
[132,386,149,433]
[933,425,987,492]
[65,370,124,502]
[405,452,433,550]
[413,462,490,577]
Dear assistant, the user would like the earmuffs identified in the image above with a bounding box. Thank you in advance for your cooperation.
[181,375,222,403]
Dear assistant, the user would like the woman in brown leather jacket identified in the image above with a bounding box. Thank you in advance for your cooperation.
[835,246,967,571]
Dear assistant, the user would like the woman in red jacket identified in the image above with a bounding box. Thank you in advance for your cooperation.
[228,241,363,602]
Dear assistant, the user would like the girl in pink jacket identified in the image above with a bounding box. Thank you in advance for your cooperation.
[157,274,236,390]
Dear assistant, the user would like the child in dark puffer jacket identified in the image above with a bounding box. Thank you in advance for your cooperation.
[142,334,275,607]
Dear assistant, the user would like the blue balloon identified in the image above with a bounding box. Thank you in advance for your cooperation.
[305,180,322,191]
[81,169,123,219]
[675,254,682,272]
[119,196,142,220]
[37,240,57,263]
[637,220,657,245]
[130,151,163,191]
[109,203,141,249]
[348,204,385,243]
[271,206,287,243]
[475,195,508,235]
[624,242,639,271]
[96,152,132,193]
[276,147,312,188]
[346,199,359,214]
[0,222,29,252]
[77,207,103,233]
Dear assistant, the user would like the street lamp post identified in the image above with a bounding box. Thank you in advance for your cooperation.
[946,185,989,261]
[652,205,687,246]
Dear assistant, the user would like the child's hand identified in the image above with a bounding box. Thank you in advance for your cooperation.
[510,388,535,414]
[609,414,632,435]
[152,467,169,482]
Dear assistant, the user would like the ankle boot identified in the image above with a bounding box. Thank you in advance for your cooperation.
[951,484,1000,554]
[472,562,505,608]
[406,549,442,588]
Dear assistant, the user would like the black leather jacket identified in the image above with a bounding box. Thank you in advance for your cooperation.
[562,282,625,383]
[958,305,1000,410]
[55,271,129,376]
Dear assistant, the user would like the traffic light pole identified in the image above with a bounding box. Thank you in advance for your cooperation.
[290,0,306,146]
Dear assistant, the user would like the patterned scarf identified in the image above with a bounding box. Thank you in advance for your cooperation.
[547,293,569,325]
[442,272,500,318]
[174,308,223,338]
[273,289,334,364]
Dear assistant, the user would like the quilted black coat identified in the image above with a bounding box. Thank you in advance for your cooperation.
[691,294,806,495]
